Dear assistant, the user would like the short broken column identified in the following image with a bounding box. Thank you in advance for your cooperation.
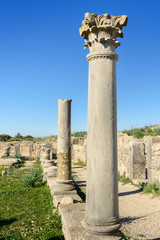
[55,99,75,194]
[80,13,128,235]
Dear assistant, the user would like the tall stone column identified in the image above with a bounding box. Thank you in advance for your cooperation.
[80,13,128,235]
[55,99,74,193]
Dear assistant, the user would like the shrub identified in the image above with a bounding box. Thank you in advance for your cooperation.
[142,182,160,194]
[33,137,45,142]
[23,135,34,141]
[15,132,23,139]
[0,134,11,141]
[21,168,41,187]
[72,131,87,137]
[123,128,145,139]
[153,128,160,136]
[14,153,22,159]
[7,137,20,142]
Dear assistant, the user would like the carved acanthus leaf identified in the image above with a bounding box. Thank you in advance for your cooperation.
[80,13,128,50]
[80,13,127,39]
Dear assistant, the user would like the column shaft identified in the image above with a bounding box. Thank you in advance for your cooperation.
[86,57,118,226]
[80,12,128,235]
[57,99,72,181]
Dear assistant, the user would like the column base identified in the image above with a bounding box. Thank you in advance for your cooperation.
[53,180,76,195]
[81,217,121,235]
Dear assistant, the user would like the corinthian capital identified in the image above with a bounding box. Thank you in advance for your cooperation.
[80,12,128,54]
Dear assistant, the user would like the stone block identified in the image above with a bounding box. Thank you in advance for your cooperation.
[129,142,146,180]
[147,137,152,183]
[61,196,74,204]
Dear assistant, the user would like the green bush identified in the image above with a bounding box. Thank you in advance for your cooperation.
[0,134,11,141]
[14,153,22,159]
[33,137,45,142]
[7,137,20,142]
[153,128,160,135]
[15,132,23,139]
[21,168,41,187]
[146,128,153,134]
[23,135,34,141]
[123,128,145,139]
[72,131,87,137]
[123,125,160,139]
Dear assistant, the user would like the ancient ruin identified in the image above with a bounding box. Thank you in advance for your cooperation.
[55,99,75,193]
[80,12,128,235]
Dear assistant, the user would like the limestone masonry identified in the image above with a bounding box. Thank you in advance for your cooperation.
[1,133,160,185]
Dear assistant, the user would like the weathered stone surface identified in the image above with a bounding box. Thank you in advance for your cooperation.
[0,141,54,158]
[61,196,74,205]
[47,166,57,178]
[57,149,71,180]
[147,137,152,183]
[0,158,19,166]
[80,13,128,51]
[129,142,146,180]
[56,99,74,193]
[72,138,87,164]
[0,144,10,158]
[15,144,20,155]
[147,136,160,184]
[59,203,124,240]
[80,12,127,235]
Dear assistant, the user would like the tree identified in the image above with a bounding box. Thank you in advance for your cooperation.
[15,132,23,139]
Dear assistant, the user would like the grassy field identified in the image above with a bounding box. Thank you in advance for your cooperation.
[0,160,64,240]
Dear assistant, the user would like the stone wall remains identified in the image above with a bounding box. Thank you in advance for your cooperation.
[0,141,57,159]
[1,133,160,183]
[147,136,160,184]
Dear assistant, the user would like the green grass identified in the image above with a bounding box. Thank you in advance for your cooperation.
[142,182,160,195]
[74,160,86,167]
[0,162,64,239]
[118,173,135,185]
[118,173,160,196]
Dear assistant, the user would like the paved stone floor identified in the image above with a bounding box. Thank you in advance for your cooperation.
[72,165,160,240]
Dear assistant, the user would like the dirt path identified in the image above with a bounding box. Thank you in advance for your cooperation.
[20,160,36,169]
[72,165,160,240]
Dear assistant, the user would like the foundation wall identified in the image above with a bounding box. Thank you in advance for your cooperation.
[147,136,160,184]
[0,141,57,159]
[1,134,160,183]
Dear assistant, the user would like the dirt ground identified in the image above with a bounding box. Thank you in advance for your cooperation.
[73,165,160,240]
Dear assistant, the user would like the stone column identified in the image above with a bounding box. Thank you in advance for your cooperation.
[55,99,74,193]
[80,13,128,235]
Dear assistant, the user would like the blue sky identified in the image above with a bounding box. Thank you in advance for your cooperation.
[0,0,160,137]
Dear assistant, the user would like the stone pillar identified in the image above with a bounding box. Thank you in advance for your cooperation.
[129,142,146,180]
[15,144,20,156]
[147,136,152,183]
[55,99,74,193]
[80,13,128,235]
[29,143,33,158]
